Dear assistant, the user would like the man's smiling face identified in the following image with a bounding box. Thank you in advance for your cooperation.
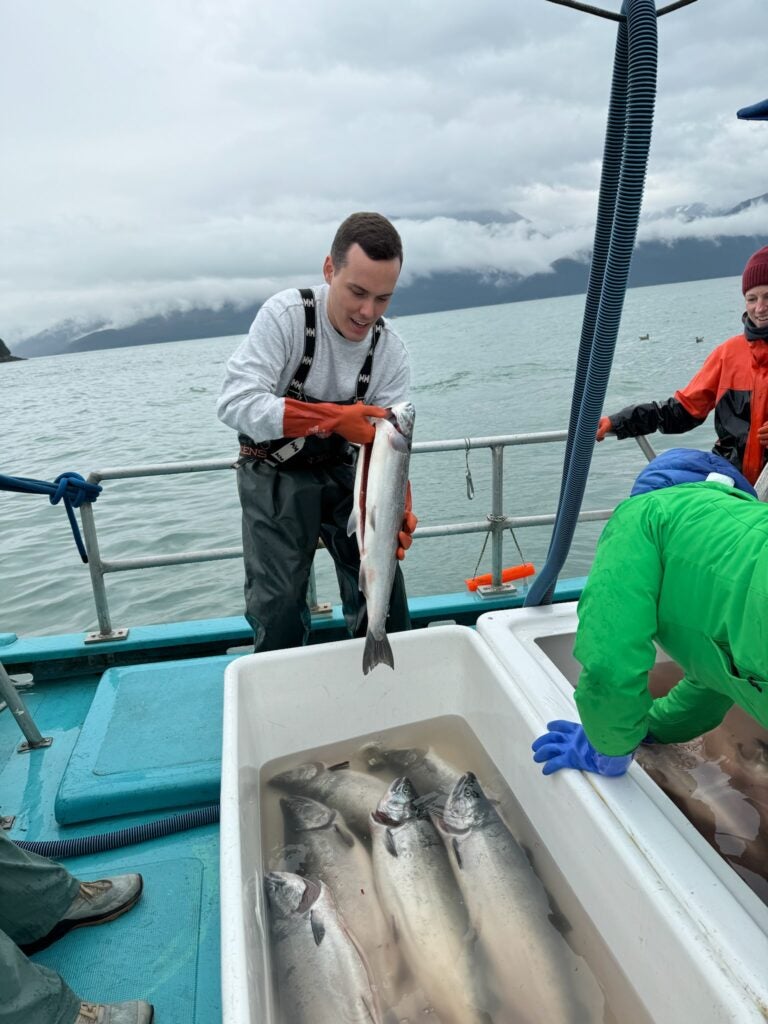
[323,243,401,341]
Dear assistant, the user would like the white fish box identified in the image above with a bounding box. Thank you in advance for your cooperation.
[476,603,768,1023]
[220,622,768,1024]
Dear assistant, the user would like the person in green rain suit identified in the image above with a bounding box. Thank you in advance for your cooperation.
[532,447,767,776]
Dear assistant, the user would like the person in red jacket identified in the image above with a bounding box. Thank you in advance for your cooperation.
[596,245,768,483]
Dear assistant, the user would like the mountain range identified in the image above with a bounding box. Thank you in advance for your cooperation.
[12,196,768,358]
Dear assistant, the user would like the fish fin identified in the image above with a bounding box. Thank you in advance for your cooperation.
[333,822,356,848]
[520,841,537,867]
[384,827,398,857]
[358,562,368,596]
[414,790,444,818]
[309,909,326,946]
[362,995,378,1023]
[452,836,464,870]
[538,864,573,934]
[347,505,359,538]
[388,430,410,453]
[350,444,369,539]
[390,913,400,943]
[547,903,573,936]
[368,505,376,530]
[360,741,386,771]
[363,631,394,675]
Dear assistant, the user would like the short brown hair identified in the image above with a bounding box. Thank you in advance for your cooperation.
[330,212,403,268]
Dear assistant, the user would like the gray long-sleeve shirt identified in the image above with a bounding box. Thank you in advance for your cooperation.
[217,283,410,442]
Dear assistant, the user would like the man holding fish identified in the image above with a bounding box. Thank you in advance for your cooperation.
[218,212,416,661]
[532,448,768,777]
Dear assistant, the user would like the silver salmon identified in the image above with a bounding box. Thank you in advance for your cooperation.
[638,672,768,895]
[280,795,400,1002]
[440,772,604,1024]
[269,760,386,838]
[369,777,491,1024]
[636,720,768,890]
[348,401,415,675]
[265,870,382,1024]
[360,741,461,817]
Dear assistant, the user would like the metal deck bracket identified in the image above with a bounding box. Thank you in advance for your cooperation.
[309,602,333,616]
[18,736,53,753]
[0,816,15,830]
[476,582,519,599]
[0,661,49,751]
[0,674,35,712]
[11,675,34,688]
[84,628,130,644]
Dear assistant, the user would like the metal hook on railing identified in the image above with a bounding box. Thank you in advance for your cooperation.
[464,438,475,500]
[508,524,527,565]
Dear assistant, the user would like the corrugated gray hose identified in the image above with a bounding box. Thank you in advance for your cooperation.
[526,0,658,606]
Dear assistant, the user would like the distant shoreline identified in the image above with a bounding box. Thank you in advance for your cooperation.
[12,233,759,358]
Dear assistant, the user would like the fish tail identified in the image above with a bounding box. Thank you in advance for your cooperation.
[363,631,394,675]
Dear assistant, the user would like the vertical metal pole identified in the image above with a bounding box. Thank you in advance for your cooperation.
[307,562,318,609]
[79,502,112,634]
[307,558,332,615]
[80,502,128,641]
[634,434,657,462]
[0,663,51,751]
[491,445,504,587]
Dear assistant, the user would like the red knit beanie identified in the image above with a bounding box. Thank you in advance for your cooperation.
[742,245,768,294]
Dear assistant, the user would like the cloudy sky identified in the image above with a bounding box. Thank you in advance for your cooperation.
[3,0,768,342]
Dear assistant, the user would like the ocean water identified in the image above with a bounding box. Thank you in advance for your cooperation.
[1,274,746,637]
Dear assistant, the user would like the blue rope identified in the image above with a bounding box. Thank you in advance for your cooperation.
[0,472,102,563]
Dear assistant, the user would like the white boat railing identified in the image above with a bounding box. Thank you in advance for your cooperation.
[79,430,657,642]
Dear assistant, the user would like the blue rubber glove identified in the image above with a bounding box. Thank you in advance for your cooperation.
[531,720,634,777]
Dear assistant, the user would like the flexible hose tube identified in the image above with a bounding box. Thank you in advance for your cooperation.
[526,0,657,606]
[12,804,220,858]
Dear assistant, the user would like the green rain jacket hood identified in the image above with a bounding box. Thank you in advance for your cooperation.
[573,481,768,756]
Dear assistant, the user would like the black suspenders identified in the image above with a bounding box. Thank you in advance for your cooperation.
[286,288,383,402]
[238,288,385,464]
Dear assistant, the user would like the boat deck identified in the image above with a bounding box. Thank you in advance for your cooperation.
[0,662,224,1023]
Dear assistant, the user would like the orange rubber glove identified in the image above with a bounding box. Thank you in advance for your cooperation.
[396,481,417,561]
[595,415,613,442]
[283,399,388,445]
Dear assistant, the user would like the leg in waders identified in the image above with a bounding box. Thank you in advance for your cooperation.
[0,830,151,1024]
[237,459,324,652]
[238,456,410,652]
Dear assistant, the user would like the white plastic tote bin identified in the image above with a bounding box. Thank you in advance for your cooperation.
[220,622,768,1024]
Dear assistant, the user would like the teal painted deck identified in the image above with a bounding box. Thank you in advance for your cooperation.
[55,656,235,824]
[0,662,224,1023]
[0,581,587,671]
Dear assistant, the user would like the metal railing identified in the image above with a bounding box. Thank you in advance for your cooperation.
[0,662,52,751]
[79,430,657,642]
